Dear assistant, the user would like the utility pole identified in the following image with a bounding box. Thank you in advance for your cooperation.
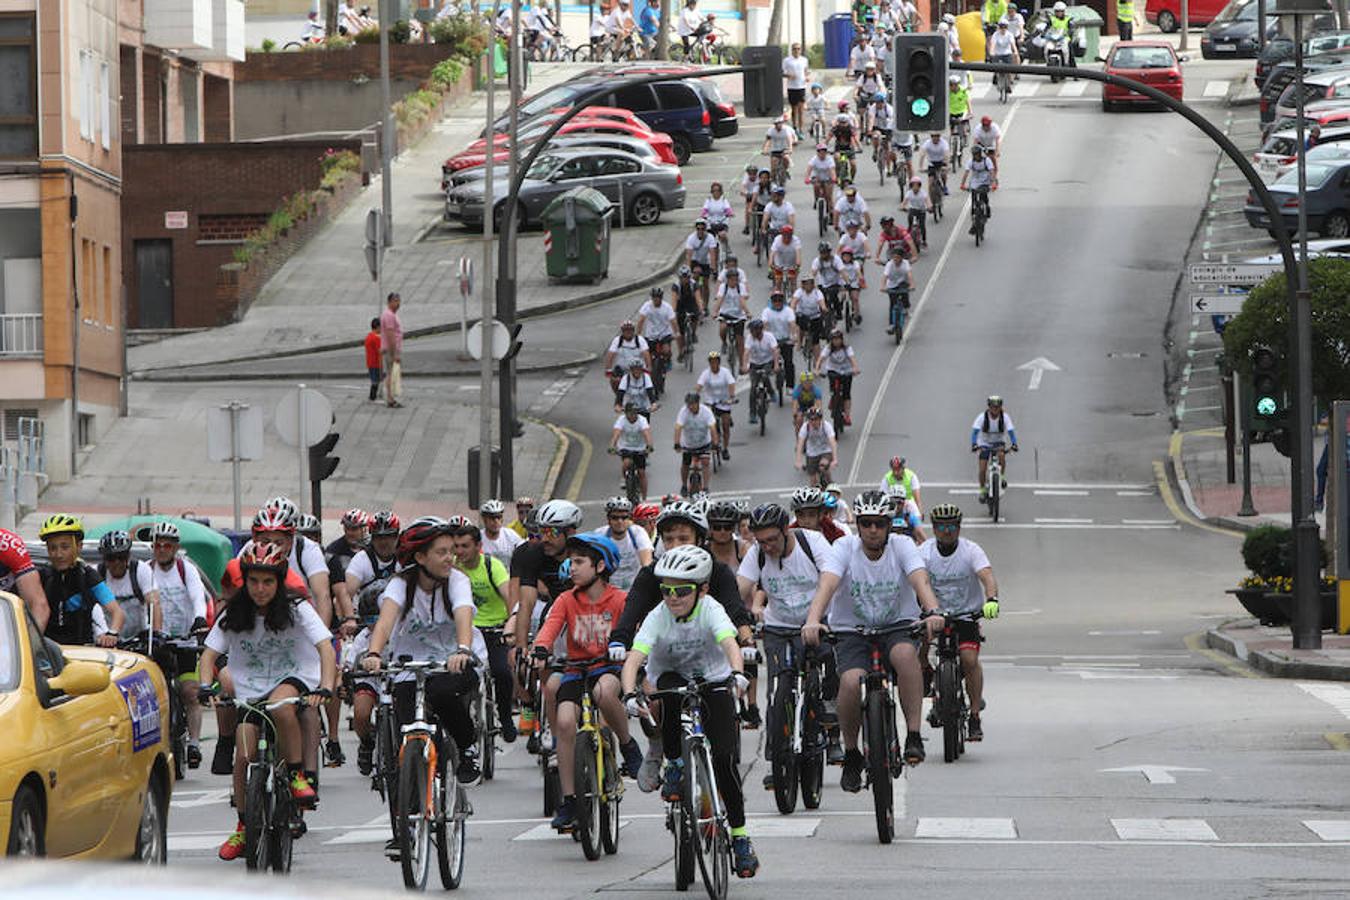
[68,179,79,478]
[479,2,501,509]
[499,0,524,498]
[379,0,394,246]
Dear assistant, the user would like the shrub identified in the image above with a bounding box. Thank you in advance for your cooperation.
[319,148,360,180]
[352,26,380,44]
[806,42,824,69]
[1240,524,1329,582]
[429,13,489,53]
[267,208,295,233]
[390,19,412,44]
[260,38,277,53]
[430,58,464,88]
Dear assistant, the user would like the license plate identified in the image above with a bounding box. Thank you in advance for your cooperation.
[1216,42,1236,51]
[1259,158,1277,172]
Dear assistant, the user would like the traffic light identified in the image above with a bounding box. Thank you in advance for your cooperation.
[893,33,948,133]
[308,431,340,521]
[1250,344,1283,428]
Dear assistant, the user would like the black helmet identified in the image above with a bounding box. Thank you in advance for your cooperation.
[706,500,741,525]
[748,502,790,531]
[684,391,701,405]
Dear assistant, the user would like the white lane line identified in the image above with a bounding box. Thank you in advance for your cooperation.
[1112,819,1219,841]
[1304,821,1350,841]
[848,102,1022,484]
[1088,629,1162,636]
[750,817,822,837]
[969,84,992,100]
[916,818,1017,839]
[1297,682,1350,721]
[1034,517,1093,524]
[1116,490,1154,497]
[1204,80,1232,98]
[1121,519,1176,525]
[947,488,982,495]
[1057,81,1087,97]
[326,829,391,845]
[169,834,230,851]
[1011,80,1039,97]
[515,820,633,841]
[1033,489,1089,496]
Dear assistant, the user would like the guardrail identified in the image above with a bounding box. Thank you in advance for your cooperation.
[0,313,43,357]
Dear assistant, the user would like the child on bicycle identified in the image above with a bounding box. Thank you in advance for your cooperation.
[882,245,914,336]
[738,164,759,235]
[806,82,827,139]
[533,534,645,832]
[200,542,338,861]
[902,175,932,250]
[815,327,860,427]
[620,545,758,878]
[672,267,702,361]
[700,182,733,245]
[836,247,865,326]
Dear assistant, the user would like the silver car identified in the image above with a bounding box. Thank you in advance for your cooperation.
[446,147,685,229]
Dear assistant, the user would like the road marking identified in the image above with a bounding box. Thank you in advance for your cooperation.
[1060,671,1182,680]
[1204,80,1232,98]
[962,522,1177,530]
[947,488,981,495]
[1101,765,1209,785]
[1111,819,1218,841]
[1011,80,1039,97]
[1033,517,1092,524]
[1017,356,1061,390]
[1304,820,1350,840]
[916,817,1017,839]
[326,828,392,845]
[1088,629,1162,636]
[1121,519,1175,525]
[749,817,821,837]
[169,788,232,808]
[514,820,632,841]
[1058,81,1087,97]
[1033,489,1088,496]
[169,834,230,851]
[1297,682,1350,721]
[969,83,991,100]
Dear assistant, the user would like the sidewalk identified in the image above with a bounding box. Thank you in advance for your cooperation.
[1208,619,1350,680]
[129,62,691,376]
[1171,427,1318,531]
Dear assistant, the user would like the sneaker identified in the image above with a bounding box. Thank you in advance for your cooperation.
[526,731,542,755]
[218,823,245,861]
[732,836,760,878]
[762,772,775,790]
[967,716,983,742]
[324,739,345,768]
[748,414,758,425]
[638,742,664,793]
[840,749,864,793]
[186,743,202,770]
[551,797,577,832]
[904,732,926,765]
[500,715,518,744]
[620,738,645,777]
[927,703,941,728]
[289,772,317,803]
[1000,474,1008,489]
[211,735,236,776]
[384,838,401,860]
[826,731,845,765]
[357,736,374,776]
[457,747,481,784]
[978,487,988,502]
[942,184,949,196]
[843,413,852,426]
[741,705,761,729]
[661,759,685,801]
[721,447,730,461]
[968,224,976,235]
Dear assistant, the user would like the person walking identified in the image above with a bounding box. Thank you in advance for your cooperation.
[380,292,404,408]
[363,317,382,402]
[782,43,811,139]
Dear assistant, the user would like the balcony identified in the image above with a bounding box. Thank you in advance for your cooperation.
[0,314,41,357]
[144,0,212,51]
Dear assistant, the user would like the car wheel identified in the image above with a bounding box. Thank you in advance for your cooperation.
[6,785,44,857]
[671,134,693,167]
[630,193,662,226]
[494,202,528,233]
[1323,212,1350,238]
[134,774,168,864]
[1157,10,1177,32]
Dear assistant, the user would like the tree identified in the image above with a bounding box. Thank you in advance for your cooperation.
[765,0,786,45]
[1221,257,1350,405]
[657,0,670,59]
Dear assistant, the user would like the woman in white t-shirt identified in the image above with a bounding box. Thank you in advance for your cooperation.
[815,327,861,427]
[200,542,337,861]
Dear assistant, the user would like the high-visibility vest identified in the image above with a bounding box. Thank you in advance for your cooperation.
[1117,0,1135,23]
[983,0,1008,23]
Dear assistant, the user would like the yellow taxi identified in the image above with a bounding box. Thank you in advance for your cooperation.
[0,591,174,861]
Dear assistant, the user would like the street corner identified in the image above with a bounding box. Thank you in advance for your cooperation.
[1206,617,1350,681]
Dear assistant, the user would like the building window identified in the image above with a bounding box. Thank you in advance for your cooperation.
[0,14,37,158]
[100,60,110,150]
[79,50,91,141]
[77,413,93,449]
[102,245,112,325]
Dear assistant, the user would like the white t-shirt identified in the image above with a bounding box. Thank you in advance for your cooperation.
[811,255,842,288]
[104,560,158,637]
[904,184,930,211]
[921,138,950,166]
[480,529,523,568]
[820,534,926,628]
[346,547,399,588]
[745,331,779,367]
[769,235,801,269]
[632,596,736,681]
[379,573,479,680]
[638,300,677,339]
[761,305,796,342]
[918,537,991,616]
[718,266,748,286]
[151,558,208,638]
[716,282,749,319]
[603,7,633,34]
[973,123,1001,150]
[988,29,1017,56]
[807,154,836,182]
[738,529,832,627]
[793,286,825,318]
[617,371,656,411]
[782,55,810,90]
[972,409,1016,447]
[677,6,704,36]
[818,343,856,375]
[205,600,331,699]
[837,230,868,259]
[686,231,718,264]
[676,403,717,449]
[701,196,733,225]
[834,196,868,224]
[883,258,911,290]
[765,125,794,153]
[763,200,795,231]
[592,524,653,590]
[698,366,736,406]
[607,334,649,371]
[798,420,836,457]
[613,413,651,453]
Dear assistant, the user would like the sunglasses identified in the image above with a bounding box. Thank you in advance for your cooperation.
[933,523,959,533]
[152,540,180,548]
[659,583,698,599]
[103,553,130,562]
[710,523,734,531]
[483,513,502,520]
[857,518,891,530]
[527,532,542,540]
[539,526,566,538]
[608,513,632,521]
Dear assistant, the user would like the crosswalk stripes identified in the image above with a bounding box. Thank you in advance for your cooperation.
[1111,819,1218,841]
[1057,81,1087,97]
[1304,821,1350,841]
[915,817,1017,839]
[1203,80,1231,97]
[819,76,1233,105]
[1010,80,1039,98]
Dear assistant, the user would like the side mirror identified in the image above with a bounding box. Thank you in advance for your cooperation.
[47,659,111,697]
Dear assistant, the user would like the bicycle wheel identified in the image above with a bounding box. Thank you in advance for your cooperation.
[974,211,984,247]
[798,681,825,810]
[989,469,1001,523]
[690,749,728,900]
[864,691,895,844]
[932,185,944,223]
[817,198,827,235]
[625,464,641,504]
[398,745,432,889]
[479,686,496,783]
[543,757,561,817]
[673,804,696,891]
[757,389,766,436]
[574,731,602,860]
[600,731,621,855]
[768,674,799,815]
[939,659,962,764]
[243,764,271,872]
[435,744,466,890]
[877,145,886,187]
[269,773,293,873]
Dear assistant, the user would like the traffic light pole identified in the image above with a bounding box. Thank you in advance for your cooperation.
[959,59,1319,646]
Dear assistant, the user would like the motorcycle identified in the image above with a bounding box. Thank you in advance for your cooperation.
[1040,29,1070,83]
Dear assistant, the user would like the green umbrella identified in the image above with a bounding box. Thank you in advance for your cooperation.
[86,516,233,591]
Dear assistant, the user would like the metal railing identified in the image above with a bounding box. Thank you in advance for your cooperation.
[0,314,43,357]
[18,416,43,476]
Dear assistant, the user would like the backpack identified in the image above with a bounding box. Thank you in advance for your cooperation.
[98,558,145,605]
[293,535,316,580]
[485,555,507,602]
[982,411,1006,433]
[756,529,818,581]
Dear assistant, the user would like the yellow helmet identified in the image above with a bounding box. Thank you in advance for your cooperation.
[39,513,85,541]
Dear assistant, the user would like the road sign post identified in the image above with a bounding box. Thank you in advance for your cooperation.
[1187,263,1281,285]
[207,401,263,530]
[275,385,334,515]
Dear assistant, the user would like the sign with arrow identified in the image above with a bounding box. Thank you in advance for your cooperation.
[1017,357,1061,391]
[1190,294,1246,315]
[1100,765,1209,785]
[1188,263,1280,285]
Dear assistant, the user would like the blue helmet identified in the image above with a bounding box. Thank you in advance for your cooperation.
[564,533,622,576]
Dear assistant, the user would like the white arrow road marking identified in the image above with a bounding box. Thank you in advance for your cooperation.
[169,789,233,808]
[1100,765,1209,784]
[1017,356,1062,391]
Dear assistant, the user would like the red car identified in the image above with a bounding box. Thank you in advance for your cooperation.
[1101,41,1184,111]
[1145,0,1227,32]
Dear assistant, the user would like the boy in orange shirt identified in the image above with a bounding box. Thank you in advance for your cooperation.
[532,533,645,832]
[364,317,382,401]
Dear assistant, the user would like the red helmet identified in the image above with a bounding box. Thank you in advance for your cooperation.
[445,514,475,530]
[780,225,794,238]
[240,541,290,579]
[980,115,992,126]
[837,100,849,110]
[634,502,661,521]
[341,508,368,529]
[397,516,455,566]
[369,510,401,537]
[890,456,904,469]
[252,505,295,535]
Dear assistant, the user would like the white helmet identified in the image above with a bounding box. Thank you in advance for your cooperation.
[536,499,583,529]
[852,490,893,518]
[942,12,955,24]
[150,521,181,542]
[1053,1,1066,12]
[790,487,824,511]
[656,500,709,539]
[604,496,634,515]
[480,498,506,516]
[653,545,713,584]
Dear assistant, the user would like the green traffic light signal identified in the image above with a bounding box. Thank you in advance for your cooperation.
[1256,396,1278,417]
[911,97,931,116]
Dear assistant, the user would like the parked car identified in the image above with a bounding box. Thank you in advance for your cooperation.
[1146,0,1227,33]
[1255,29,1350,88]
[600,63,740,137]
[1243,236,1350,265]
[1244,160,1350,237]
[1200,0,1280,59]
[445,147,685,230]
[1259,52,1350,123]
[442,117,677,186]
[1100,41,1184,110]
[1274,66,1350,122]
[447,134,668,188]
[1262,99,1350,143]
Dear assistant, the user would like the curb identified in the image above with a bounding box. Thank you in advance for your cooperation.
[1165,429,1262,534]
[133,351,599,384]
[535,418,571,500]
[1206,624,1350,680]
[130,248,685,377]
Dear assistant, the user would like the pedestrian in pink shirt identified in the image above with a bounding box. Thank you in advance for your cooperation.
[380,292,404,408]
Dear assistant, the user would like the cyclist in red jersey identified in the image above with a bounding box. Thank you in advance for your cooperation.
[0,526,50,628]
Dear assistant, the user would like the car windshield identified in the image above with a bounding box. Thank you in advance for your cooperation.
[1276,163,1335,187]
[1112,47,1174,68]
[1309,143,1350,162]
[0,604,17,692]
[526,154,563,179]
[518,84,587,120]
[1213,0,1255,23]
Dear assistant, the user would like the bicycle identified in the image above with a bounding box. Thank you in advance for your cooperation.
[385,657,471,891]
[518,655,563,817]
[984,441,1009,523]
[358,667,403,851]
[854,623,918,844]
[875,132,892,186]
[996,68,1012,104]
[749,364,774,436]
[906,208,928,252]
[751,206,767,267]
[761,626,828,814]
[685,448,712,495]
[887,286,909,344]
[768,153,789,187]
[969,186,990,247]
[814,190,830,235]
[927,610,982,763]
[835,148,856,186]
[558,656,623,861]
[950,116,968,166]
[839,285,858,334]
[718,318,745,377]
[613,449,645,504]
[826,373,847,437]
[474,628,503,783]
[774,340,794,404]
[927,164,945,224]
[680,314,699,373]
[809,114,826,144]
[651,342,671,398]
[119,631,201,781]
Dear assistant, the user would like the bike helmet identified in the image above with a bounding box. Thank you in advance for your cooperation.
[873,90,887,102]
[707,350,721,361]
[830,327,845,339]
[516,496,536,509]
[240,541,290,579]
[790,487,824,511]
[880,215,894,226]
[263,495,298,520]
[252,505,294,535]
[605,496,634,515]
[780,225,794,238]
[695,218,708,228]
[725,254,739,266]
[39,513,84,541]
[942,12,955,24]
[801,274,815,284]
[678,264,692,277]
[685,391,702,405]
[370,510,401,536]
[852,490,892,518]
[564,533,622,575]
[807,407,824,420]
[1053,1,1066,11]
[660,493,684,507]
[890,455,904,468]
[837,100,850,110]
[972,145,985,156]
[651,286,664,298]
[629,359,645,370]
[341,508,369,529]
[653,544,713,584]
[748,502,790,531]
[798,371,815,383]
[811,82,823,91]
[397,516,455,566]
[706,499,741,525]
[480,499,506,517]
[864,59,877,68]
[770,291,786,303]
[748,318,764,330]
[745,163,757,173]
[816,142,829,151]
[444,514,475,531]
[656,500,709,540]
[151,521,181,543]
[987,394,1004,407]
[981,115,992,126]
[818,241,832,253]
[623,401,641,414]
[771,184,786,195]
[840,247,855,258]
[949,75,962,86]
[930,503,963,524]
[634,503,661,523]
[99,530,133,557]
[536,499,583,530]
[297,514,321,537]
[620,319,635,331]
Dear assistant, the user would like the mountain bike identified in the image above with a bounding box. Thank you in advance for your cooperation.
[719,318,744,377]
[562,657,623,861]
[835,148,856,185]
[815,191,830,235]
[686,448,711,496]
[983,441,1010,523]
[751,206,767,267]
[996,68,1012,104]
[927,610,982,763]
[749,364,775,436]
[651,341,671,398]
[853,623,917,844]
[887,286,910,344]
[950,116,969,166]
[361,667,403,853]
[474,628,502,783]
[120,631,201,781]
[387,658,471,891]
[519,655,562,817]
[875,132,892,186]
[762,626,827,815]
[969,186,990,247]
[927,164,945,223]
[827,373,847,437]
[774,340,794,405]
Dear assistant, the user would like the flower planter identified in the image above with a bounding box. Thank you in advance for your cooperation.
[1228,587,1289,625]
[1267,591,1337,631]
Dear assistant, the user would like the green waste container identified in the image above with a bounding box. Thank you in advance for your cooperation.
[1068,6,1104,62]
[542,187,612,283]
